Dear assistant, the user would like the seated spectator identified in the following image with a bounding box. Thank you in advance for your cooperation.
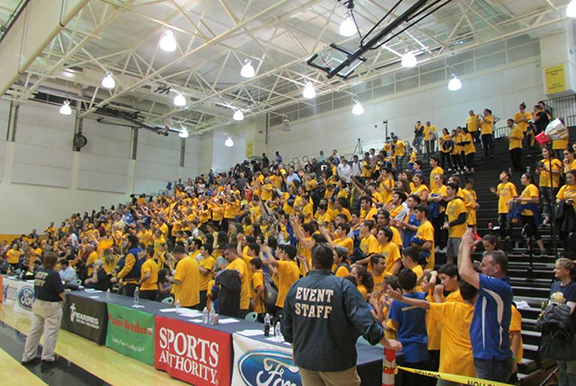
[84,260,112,291]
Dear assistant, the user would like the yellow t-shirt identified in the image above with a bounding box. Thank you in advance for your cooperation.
[335,237,354,256]
[360,207,378,221]
[462,133,475,155]
[430,166,444,183]
[429,302,476,377]
[411,184,429,202]
[87,251,99,276]
[379,178,395,204]
[510,306,524,364]
[276,260,300,308]
[557,184,576,210]
[514,111,531,133]
[393,141,405,156]
[440,134,451,154]
[565,159,576,173]
[462,188,478,226]
[261,184,273,201]
[446,198,467,238]
[199,256,215,291]
[173,256,200,307]
[251,270,265,314]
[497,182,517,214]
[508,126,524,150]
[466,115,479,132]
[553,138,569,151]
[360,234,379,256]
[424,125,436,141]
[539,158,563,188]
[6,250,21,264]
[140,259,159,291]
[481,116,494,135]
[415,220,435,269]
[362,161,373,178]
[374,242,401,273]
[332,264,350,278]
[227,258,251,310]
[520,184,539,216]
[357,284,369,300]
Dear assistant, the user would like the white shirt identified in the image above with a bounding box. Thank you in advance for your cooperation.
[337,163,352,183]
[351,161,362,177]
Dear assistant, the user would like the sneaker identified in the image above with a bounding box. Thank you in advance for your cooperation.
[22,357,39,366]
[41,355,64,365]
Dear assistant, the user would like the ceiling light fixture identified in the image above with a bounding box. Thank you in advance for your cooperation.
[225,137,234,147]
[303,81,316,99]
[340,14,357,37]
[240,59,255,78]
[401,52,417,68]
[179,128,189,138]
[59,101,72,116]
[233,110,244,121]
[159,29,177,52]
[101,73,115,89]
[173,92,186,107]
[568,0,576,17]
[448,75,462,91]
[352,100,364,115]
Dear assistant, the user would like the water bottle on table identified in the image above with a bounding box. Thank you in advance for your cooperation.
[106,289,111,301]
[202,307,209,324]
[133,287,140,305]
[175,299,180,310]
[264,313,271,337]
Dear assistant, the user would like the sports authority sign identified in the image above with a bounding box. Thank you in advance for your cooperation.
[232,333,302,386]
[61,293,108,345]
[106,303,155,365]
[154,316,232,386]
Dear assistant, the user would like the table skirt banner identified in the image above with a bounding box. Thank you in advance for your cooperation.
[232,333,302,386]
[61,293,108,345]
[106,303,156,366]
[154,315,232,386]
[13,280,35,317]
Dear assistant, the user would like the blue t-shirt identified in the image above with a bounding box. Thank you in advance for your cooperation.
[389,291,428,363]
[470,275,513,360]
[550,280,576,303]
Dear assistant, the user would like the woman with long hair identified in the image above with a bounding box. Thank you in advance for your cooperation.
[350,264,374,301]
[411,174,429,203]
[514,173,546,256]
[556,170,576,247]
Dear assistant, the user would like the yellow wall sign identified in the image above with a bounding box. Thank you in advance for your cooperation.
[246,140,254,158]
[545,64,566,94]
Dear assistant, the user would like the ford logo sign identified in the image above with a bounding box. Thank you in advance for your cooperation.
[238,350,301,386]
[18,286,35,311]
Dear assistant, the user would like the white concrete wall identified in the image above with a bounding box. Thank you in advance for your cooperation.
[267,60,546,160]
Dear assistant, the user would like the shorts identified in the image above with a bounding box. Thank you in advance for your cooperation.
[446,238,461,258]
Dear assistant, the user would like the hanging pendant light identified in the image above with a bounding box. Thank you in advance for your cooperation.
[352,100,364,115]
[59,101,72,115]
[567,0,576,17]
[159,29,177,52]
[101,73,116,89]
[233,110,244,121]
[401,52,417,68]
[303,82,316,99]
[340,14,357,37]
[240,59,255,78]
[225,137,234,147]
[179,128,189,138]
[448,75,462,91]
[173,92,186,107]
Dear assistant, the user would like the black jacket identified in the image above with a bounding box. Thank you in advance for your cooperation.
[281,270,384,372]
[216,269,241,318]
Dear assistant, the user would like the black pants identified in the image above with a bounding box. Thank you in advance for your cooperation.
[120,283,138,297]
[466,152,475,170]
[140,290,157,301]
[482,134,494,158]
[426,140,435,156]
[198,290,208,310]
[499,213,512,238]
[510,148,523,173]
[473,130,481,143]
[521,215,542,241]
[440,152,451,170]
[452,153,464,171]
[432,213,447,249]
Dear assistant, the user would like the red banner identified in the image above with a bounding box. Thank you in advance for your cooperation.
[154,316,231,386]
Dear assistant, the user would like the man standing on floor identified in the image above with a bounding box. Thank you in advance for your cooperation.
[22,252,65,365]
[459,229,514,382]
[282,243,401,386]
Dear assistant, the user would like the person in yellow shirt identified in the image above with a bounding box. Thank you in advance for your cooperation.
[370,254,391,294]
[460,127,476,173]
[359,196,378,221]
[514,102,532,152]
[261,244,299,316]
[438,128,452,171]
[407,147,417,172]
[507,118,524,173]
[490,171,517,240]
[411,174,429,203]
[388,279,478,379]
[139,246,159,300]
[351,265,373,301]
[361,154,373,178]
[514,173,546,256]
[375,227,401,275]
[556,170,576,247]
[462,179,479,235]
[358,221,380,267]
[480,108,496,159]
[510,304,524,380]
[451,129,464,173]
[172,245,201,308]
[424,121,437,158]
[332,247,350,277]
[85,244,99,277]
[6,243,22,271]
[198,244,215,310]
[392,136,406,171]
[249,258,265,317]
[429,156,443,183]
[443,183,468,265]
[564,147,576,173]
[537,147,563,224]
[466,109,480,144]
[413,204,435,269]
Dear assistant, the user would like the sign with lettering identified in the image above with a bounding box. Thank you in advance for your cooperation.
[232,333,302,386]
[154,315,232,386]
[106,303,155,365]
[13,281,35,316]
[61,293,108,345]
[1,277,20,309]
[545,64,566,94]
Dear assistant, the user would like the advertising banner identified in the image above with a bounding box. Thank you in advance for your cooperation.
[13,281,35,317]
[232,333,302,386]
[106,303,155,365]
[154,316,232,386]
[2,276,20,309]
[61,293,108,345]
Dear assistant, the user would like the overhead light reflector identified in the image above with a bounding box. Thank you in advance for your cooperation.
[225,137,234,147]
[101,73,115,89]
[179,128,189,138]
[59,101,72,116]
[339,15,357,37]
[159,29,177,52]
[303,82,316,99]
[173,92,186,107]
[233,110,244,121]
[401,52,417,68]
[240,59,255,78]
[352,101,364,115]
[448,75,462,91]
[568,0,576,17]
